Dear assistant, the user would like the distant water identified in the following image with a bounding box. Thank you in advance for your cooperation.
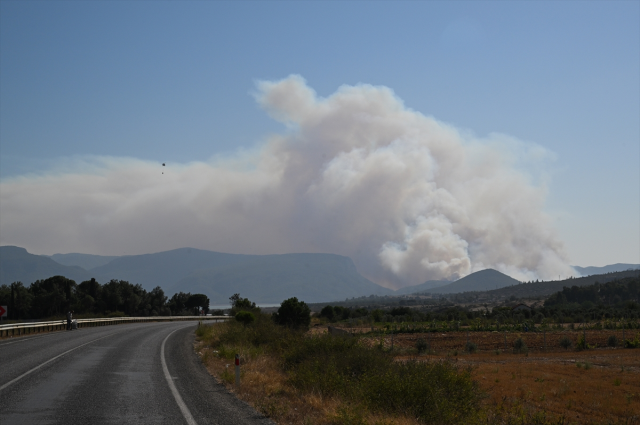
[209,303,281,310]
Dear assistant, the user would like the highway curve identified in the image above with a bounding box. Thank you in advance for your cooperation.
[0,321,273,425]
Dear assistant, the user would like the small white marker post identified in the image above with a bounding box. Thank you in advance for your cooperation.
[235,354,240,387]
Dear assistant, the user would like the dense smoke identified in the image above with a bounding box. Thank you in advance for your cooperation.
[0,75,574,288]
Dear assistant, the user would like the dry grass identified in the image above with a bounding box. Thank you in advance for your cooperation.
[195,324,640,425]
[195,326,420,425]
[388,332,640,424]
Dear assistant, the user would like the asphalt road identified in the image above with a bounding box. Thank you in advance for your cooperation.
[0,322,273,425]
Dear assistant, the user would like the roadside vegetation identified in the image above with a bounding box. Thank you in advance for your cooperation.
[195,293,640,425]
[196,304,483,424]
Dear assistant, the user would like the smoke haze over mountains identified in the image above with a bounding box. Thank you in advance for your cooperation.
[0,76,574,289]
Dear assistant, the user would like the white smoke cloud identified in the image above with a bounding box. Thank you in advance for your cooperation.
[0,75,574,288]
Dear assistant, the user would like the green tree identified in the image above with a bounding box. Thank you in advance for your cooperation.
[273,297,311,329]
[168,292,192,315]
[186,293,210,315]
[235,311,255,326]
[319,305,335,320]
[30,276,75,318]
[229,293,258,315]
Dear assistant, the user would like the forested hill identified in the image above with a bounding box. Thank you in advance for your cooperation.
[457,269,640,301]
[544,275,639,307]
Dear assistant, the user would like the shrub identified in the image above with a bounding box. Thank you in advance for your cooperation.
[576,334,595,350]
[465,341,478,353]
[235,311,255,326]
[415,338,428,354]
[363,360,481,424]
[513,337,528,354]
[559,336,573,350]
[624,333,640,348]
[272,297,311,329]
[319,305,335,321]
[229,293,259,315]
[282,333,482,424]
[608,335,618,347]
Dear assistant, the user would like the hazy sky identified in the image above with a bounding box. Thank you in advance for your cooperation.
[1,1,638,286]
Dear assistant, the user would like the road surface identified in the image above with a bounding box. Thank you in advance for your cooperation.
[0,321,273,425]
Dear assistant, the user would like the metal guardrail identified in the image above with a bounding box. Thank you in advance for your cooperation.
[0,316,231,338]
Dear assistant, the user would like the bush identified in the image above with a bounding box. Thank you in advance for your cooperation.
[513,337,528,354]
[284,334,482,424]
[415,338,428,354]
[229,293,258,315]
[624,333,640,348]
[465,341,477,354]
[608,335,618,347]
[235,311,255,326]
[320,305,335,321]
[559,336,573,350]
[272,297,311,329]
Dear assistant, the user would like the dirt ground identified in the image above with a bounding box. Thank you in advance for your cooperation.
[375,330,640,424]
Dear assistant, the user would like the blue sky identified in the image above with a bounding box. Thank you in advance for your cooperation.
[1,1,638,276]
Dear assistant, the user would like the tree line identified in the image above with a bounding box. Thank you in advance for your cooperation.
[544,276,639,308]
[0,275,210,320]
[316,276,640,327]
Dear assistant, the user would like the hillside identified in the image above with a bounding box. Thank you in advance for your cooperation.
[82,247,392,303]
[422,269,521,294]
[88,247,250,289]
[456,269,640,301]
[168,253,393,304]
[0,246,91,285]
[394,280,450,295]
[49,253,119,270]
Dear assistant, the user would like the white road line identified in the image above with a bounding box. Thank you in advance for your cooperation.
[161,328,197,425]
[0,332,59,347]
[0,332,117,391]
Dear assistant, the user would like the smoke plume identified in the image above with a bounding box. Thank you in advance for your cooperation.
[0,75,573,288]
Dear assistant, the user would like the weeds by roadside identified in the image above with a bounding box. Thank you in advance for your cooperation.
[196,313,483,424]
[195,316,639,425]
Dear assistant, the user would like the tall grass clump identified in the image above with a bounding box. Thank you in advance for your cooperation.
[513,337,528,354]
[282,333,482,424]
[465,341,478,354]
[559,336,572,350]
[415,338,428,354]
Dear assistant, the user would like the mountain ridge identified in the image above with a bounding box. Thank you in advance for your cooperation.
[1,246,392,303]
[0,246,92,285]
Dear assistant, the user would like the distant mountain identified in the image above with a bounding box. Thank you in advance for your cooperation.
[82,247,392,303]
[423,269,521,294]
[573,263,639,276]
[394,280,450,295]
[89,248,253,289]
[0,246,92,285]
[167,253,393,304]
[49,253,119,270]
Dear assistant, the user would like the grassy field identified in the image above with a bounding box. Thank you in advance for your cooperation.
[195,319,639,425]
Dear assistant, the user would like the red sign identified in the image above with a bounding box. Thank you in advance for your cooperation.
[0,305,6,318]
